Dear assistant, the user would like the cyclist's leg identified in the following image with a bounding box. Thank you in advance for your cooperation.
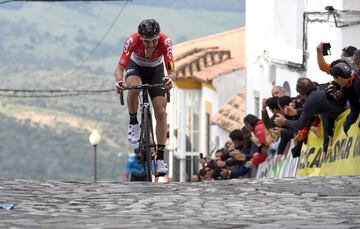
[125,60,143,143]
[124,60,143,113]
[126,75,141,113]
[152,96,168,145]
[146,62,167,145]
[147,63,169,175]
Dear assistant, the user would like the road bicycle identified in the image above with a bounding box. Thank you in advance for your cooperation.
[119,84,170,182]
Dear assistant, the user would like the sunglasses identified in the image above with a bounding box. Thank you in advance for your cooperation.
[141,36,159,42]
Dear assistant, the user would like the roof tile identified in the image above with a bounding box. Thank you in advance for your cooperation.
[211,93,246,132]
[174,27,245,82]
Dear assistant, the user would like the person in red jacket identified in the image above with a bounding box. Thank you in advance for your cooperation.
[243,114,268,167]
[244,114,267,146]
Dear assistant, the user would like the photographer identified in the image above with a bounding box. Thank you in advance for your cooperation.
[316,41,357,74]
[274,77,345,152]
[328,59,360,134]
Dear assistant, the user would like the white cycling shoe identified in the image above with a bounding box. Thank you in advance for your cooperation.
[128,124,140,144]
[156,160,168,176]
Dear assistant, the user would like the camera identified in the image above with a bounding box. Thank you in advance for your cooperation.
[325,81,343,101]
[322,43,331,56]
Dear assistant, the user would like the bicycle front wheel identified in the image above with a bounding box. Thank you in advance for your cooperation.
[142,109,152,182]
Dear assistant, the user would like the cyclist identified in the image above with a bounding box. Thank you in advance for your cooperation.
[115,19,175,176]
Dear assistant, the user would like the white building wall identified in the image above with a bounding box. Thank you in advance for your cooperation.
[168,84,219,181]
[246,0,302,114]
[213,69,246,106]
[212,69,247,148]
[246,0,360,115]
[217,127,231,153]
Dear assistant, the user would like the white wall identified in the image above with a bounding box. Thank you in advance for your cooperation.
[216,127,231,154]
[246,0,304,114]
[212,69,246,152]
[213,69,246,106]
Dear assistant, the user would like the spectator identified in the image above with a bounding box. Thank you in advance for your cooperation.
[124,147,147,182]
[278,96,293,115]
[221,130,244,158]
[224,140,235,152]
[262,96,281,129]
[243,114,268,168]
[276,96,295,155]
[271,85,286,97]
[353,49,360,75]
[244,114,268,146]
[289,95,304,110]
[329,59,360,134]
[225,129,249,178]
[316,41,357,74]
[229,129,243,150]
[262,85,286,130]
[274,77,345,152]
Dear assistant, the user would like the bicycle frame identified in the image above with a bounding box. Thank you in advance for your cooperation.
[119,84,170,182]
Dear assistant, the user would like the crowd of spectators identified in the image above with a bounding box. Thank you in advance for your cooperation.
[194,42,360,181]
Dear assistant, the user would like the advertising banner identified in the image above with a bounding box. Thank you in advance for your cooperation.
[296,110,360,176]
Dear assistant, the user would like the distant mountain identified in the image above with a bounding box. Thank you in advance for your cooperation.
[0,1,245,71]
[1,0,245,12]
[132,0,246,12]
[0,1,245,181]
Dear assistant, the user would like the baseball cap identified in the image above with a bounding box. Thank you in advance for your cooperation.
[329,62,352,78]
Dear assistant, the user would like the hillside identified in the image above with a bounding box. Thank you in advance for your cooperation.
[0,1,245,71]
[0,1,245,181]
[0,112,123,181]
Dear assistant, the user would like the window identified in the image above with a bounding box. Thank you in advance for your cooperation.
[283,81,291,96]
[185,91,200,152]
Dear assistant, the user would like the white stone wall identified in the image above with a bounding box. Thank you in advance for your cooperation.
[213,69,246,106]
[211,69,246,151]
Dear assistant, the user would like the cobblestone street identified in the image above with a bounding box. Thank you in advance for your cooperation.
[1,176,360,228]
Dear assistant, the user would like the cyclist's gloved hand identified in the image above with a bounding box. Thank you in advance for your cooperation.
[162,76,173,89]
[115,80,124,93]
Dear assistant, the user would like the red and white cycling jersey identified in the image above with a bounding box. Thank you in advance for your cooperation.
[118,32,175,71]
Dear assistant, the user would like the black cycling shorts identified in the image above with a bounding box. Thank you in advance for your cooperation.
[125,60,165,99]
